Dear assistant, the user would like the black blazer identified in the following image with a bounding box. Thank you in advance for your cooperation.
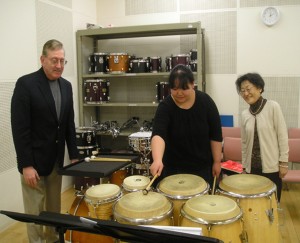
[11,68,78,176]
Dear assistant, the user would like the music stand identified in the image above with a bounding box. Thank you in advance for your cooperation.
[0,210,223,243]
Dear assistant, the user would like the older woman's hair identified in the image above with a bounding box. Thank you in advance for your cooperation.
[42,39,64,56]
[235,73,265,94]
[169,64,194,90]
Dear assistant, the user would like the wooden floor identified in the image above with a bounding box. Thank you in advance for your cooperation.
[0,183,299,243]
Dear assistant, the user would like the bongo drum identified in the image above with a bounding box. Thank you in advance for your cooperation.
[65,196,114,243]
[180,195,246,243]
[122,175,150,194]
[108,53,130,73]
[218,174,280,243]
[113,191,173,226]
[85,184,122,220]
[156,82,170,102]
[76,127,97,147]
[157,174,209,226]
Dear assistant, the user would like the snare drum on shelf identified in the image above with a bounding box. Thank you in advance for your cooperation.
[85,184,122,220]
[76,127,97,147]
[84,79,110,103]
[65,196,114,243]
[156,82,170,102]
[157,174,209,226]
[218,174,280,243]
[108,53,130,73]
[180,195,246,243]
[113,191,173,226]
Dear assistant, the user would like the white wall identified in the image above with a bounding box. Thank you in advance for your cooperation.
[0,0,97,232]
[95,1,300,127]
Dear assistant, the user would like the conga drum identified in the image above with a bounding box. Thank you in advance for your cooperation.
[113,191,173,226]
[180,195,246,242]
[65,196,114,243]
[157,174,209,226]
[84,184,122,220]
[122,175,150,194]
[218,174,280,243]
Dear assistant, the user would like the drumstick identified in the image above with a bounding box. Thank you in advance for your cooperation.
[85,157,132,162]
[143,174,158,195]
[212,176,217,195]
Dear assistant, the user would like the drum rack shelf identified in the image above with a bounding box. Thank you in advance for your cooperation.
[76,22,204,146]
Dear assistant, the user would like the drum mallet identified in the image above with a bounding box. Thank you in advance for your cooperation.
[212,176,217,195]
[143,174,158,195]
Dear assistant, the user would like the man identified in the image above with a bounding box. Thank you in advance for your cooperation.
[11,39,78,242]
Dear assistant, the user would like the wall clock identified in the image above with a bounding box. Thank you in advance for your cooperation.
[261,6,280,26]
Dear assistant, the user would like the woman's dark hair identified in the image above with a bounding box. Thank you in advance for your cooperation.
[235,72,265,94]
[168,64,194,90]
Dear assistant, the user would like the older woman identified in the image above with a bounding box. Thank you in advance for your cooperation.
[235,72,289,202]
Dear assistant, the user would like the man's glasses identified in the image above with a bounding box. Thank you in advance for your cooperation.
[49,58,68,66]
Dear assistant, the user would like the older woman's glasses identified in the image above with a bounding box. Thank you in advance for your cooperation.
[49,58,68,66]
[239,86,254,95]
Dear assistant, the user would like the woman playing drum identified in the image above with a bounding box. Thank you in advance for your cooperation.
[150,64,223,188]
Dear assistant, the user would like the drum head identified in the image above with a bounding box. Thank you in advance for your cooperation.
[123,175,150,190]
[85,184,121,202]
[114,191,172,219]
[219,174,275,195]
[157,174,209,199]
[182,195,241,222]
[128,131,152,138]
[76,126,96,133]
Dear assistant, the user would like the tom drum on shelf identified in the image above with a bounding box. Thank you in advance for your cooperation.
[157,174,209,226]
[84,79,110,103]
[218,174,280,243]
[156,82,170,102]
[129,58,150,73]
[170,54,190,70]
[149,56,162,73]
[180,195,246,243]
[108,53,130,73]
[88,52,109,73]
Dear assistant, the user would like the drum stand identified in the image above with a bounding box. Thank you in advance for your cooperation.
[136,143,151,177]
